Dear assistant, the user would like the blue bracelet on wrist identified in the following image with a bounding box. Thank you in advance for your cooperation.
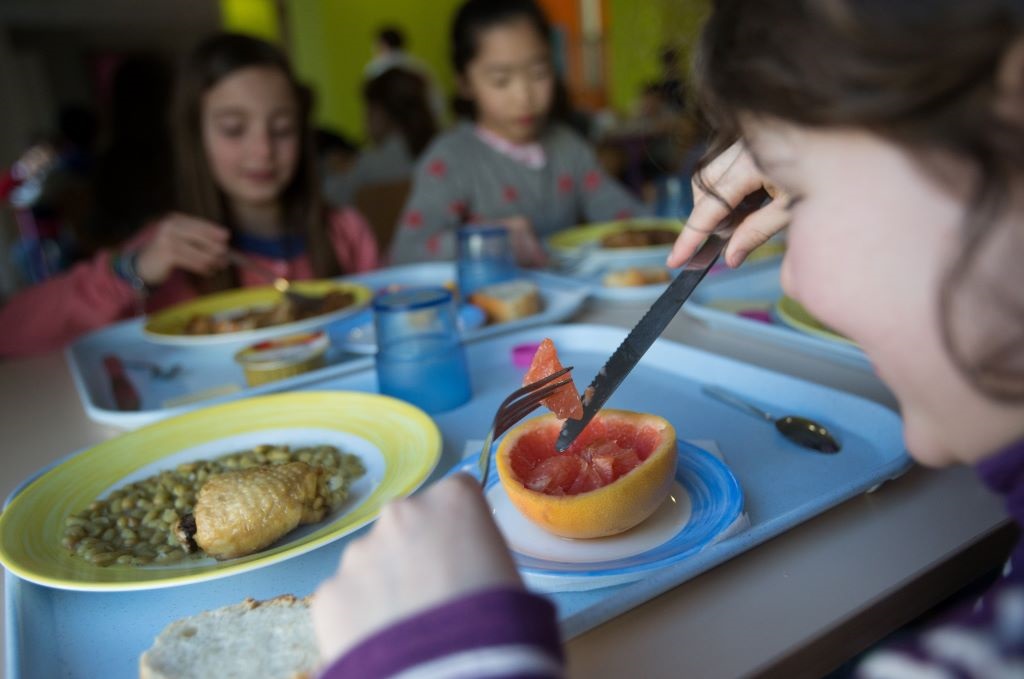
[112,250,149,295]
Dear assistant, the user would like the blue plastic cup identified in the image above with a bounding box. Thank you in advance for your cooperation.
[373,287,472,413]
[457,225,519,297]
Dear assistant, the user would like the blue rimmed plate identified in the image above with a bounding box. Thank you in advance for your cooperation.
[454,440,744,592]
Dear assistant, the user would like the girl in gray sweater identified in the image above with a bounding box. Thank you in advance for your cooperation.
[389,0,643,266]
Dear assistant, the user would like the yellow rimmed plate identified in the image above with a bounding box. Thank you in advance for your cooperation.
[775,296,856,346]
[546,218,683,255]
[143,279,373,345]
[0,391,440,591]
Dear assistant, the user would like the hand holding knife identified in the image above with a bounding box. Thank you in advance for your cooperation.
[556,189,771,452]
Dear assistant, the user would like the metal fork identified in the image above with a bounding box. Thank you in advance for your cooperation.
[477,366,574,487]
[226,250,324,311]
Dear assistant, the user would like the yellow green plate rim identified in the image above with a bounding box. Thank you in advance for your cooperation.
[143,280,372,339]
[0,391,440,591]
[775,296,857,346]
[546,218,683,252]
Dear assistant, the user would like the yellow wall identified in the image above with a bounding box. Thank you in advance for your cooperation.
[286,0,464,141]
[220,0,282,44]
[224,0,710,137]
[605,0,709,115]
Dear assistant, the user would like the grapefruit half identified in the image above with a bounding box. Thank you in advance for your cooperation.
[522,338,583,420]
[496,410,677,538]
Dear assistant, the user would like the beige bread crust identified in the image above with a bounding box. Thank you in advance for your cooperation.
[139,594,316,679]
[469,279,542,323]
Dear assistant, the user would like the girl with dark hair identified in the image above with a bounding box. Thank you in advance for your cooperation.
[323,67,439,208]
[389,0,642,267]
[0,33,379,357]
[311,2,1024,677]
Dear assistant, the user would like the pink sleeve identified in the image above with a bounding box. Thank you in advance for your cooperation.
[0,249,141,358]
[0,170,18,201]
[328,208,381,274]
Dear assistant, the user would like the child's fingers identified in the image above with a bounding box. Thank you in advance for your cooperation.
[169,213,231,242]
[687,174,765,236]
[171,238,228,274]
[686,140,763,230]
[524,234,548,268]
[671,143,769,268]
[171,221,229,257]
[667,224,710,268]
[723,201,790,268]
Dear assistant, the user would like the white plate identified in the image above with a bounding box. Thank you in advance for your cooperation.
[455,440,744,592]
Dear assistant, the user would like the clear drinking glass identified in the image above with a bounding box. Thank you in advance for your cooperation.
[456,225,519,297]
[373,287,472,413]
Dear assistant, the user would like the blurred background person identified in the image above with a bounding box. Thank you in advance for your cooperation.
[390,0,643,267]
[654,45,687,113]
[315,127,360,198]
[1,104,99,284]
[364,25,448,128]
[0,33,379,357]
[323,67,438,209]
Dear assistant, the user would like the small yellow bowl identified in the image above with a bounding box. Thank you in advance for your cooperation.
[234,331,329,386]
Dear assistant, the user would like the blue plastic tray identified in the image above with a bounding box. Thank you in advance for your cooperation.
[6,324,909,678]
[686,259,872,368]
[66,264,589,429]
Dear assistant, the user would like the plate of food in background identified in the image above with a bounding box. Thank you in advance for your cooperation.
[546,218,683,275]
[593,264,677,301]
[775,296,857,346]
[0,391,440,591]
[143,280,372,345]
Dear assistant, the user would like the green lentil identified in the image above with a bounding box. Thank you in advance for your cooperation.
[62,444,364,567]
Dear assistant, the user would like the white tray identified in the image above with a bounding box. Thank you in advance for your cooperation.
[65,264,589,429]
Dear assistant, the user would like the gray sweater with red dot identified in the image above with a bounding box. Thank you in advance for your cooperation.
[389,122,645,264]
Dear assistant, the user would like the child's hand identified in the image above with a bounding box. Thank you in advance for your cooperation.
[12,144,56,181]
[667,140,789,269]
[311,474,522,667]
[135,213,230,286]
[498,216,549,268]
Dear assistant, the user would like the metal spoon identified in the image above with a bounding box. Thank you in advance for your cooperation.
[702,385,841,454]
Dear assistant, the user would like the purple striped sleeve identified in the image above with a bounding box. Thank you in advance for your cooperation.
[319,587,563,679]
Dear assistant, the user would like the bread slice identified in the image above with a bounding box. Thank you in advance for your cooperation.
[139,595,317,679]
[602,266,672,288]
[469,279,542,323]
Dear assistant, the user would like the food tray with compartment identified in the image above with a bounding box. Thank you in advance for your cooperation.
[6,324,909,677]
[65,264,589,429]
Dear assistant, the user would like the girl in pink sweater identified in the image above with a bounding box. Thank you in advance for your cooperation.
[0,34,379,358]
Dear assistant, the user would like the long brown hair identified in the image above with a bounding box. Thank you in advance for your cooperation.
[173,33,338,290]
[694,0,1024,400]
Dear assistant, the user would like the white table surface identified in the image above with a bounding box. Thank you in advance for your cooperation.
[0,299,1013,678]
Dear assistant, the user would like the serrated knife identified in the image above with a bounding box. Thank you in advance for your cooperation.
[556,189,771,452]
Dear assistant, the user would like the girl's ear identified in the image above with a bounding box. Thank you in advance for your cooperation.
[996,37,1024,125]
